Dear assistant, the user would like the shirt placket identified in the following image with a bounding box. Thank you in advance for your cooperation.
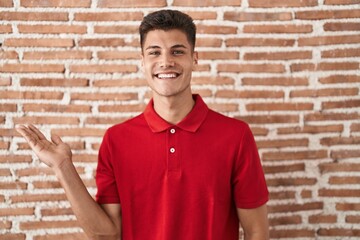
[167,127,179,171]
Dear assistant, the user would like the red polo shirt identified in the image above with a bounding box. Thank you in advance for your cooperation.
[96,94,268,240]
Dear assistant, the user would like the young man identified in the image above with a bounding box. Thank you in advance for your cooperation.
[16,10,269,240]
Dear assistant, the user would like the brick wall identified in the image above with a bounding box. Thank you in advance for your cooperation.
[1,0,359,239]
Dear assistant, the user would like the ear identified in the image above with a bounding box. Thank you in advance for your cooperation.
[193,51,199,65]
[140,53,145,72]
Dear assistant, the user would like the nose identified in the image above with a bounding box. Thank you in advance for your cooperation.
[159,53,175,68]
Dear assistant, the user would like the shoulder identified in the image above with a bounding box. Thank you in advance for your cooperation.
[207,109,251,133]
[105,113,146,137]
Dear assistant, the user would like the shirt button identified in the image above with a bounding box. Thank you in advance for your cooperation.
[170,128,176,134]
[170,147,175,153]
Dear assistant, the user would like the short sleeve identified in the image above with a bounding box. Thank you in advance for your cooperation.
[95,129,120,204]
[232,124,269,209]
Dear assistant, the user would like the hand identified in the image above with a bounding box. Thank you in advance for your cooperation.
[15,124,72,170]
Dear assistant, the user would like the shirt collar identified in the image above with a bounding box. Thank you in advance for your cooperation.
[144,94,209,133]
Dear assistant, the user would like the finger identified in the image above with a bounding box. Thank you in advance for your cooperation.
[28,124,47,141]
[15,125,39,148]
[51,134,63,145]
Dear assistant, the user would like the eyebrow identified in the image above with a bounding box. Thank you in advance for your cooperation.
[145,44,188,51]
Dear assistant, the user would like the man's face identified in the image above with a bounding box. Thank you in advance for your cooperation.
[141,29,198,99]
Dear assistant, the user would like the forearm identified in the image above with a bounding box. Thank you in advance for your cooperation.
[54,161,120,240]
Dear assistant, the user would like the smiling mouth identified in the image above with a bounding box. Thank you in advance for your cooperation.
[155,73,180,79]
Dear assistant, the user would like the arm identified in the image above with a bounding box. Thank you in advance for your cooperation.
[237,204,269,240]
[16,124,121,240]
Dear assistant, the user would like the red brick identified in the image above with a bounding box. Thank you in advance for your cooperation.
[0,207,34,216]
[72,154,98,162]
[21,0,91,7]
[0,221,12,229]
[318,228,360,236]
[226,37,295,47]
[325,0,360,4]
[346,215,360,224]
[0,77,11,86]
[317,62,359,71]
[301,190,313,199]
[290,63,315,72]
[267,177,317,187]
[278,125,344,134]
[320,163,360,173]
[0,64,64,73]
[244,51,312,60]
[269,202,324,213]
[224,11,292,22]
[291,88,358,98]
[207,103,239,113]
[185,11,217,20]
[23,104,91,113]
[257,138,308,149]
[321,136,360,146]
[0,141,10,150]
[322,99,360,110]
[34,233,87,240]
[329,176,360,185]
[246,102,313,111]
[331,149,360,160]
[70,92,138,101]
[305,112,359,121]
[242,77,308,86]
[262,150,328,161]
[196,38,223,47]
[270,229,315,238]
[270,215,302,226]
[78,38,125,47]
[41,207,73,216]
[263,163,305,174]
[20,220,80,230]
[0,155,32,163]
[93,78,146,87]
[337,203,360,211]
[216,90,284,99]
[173,0,240,6]
[74,12,143,21]
[70,64,137,73]
[94,25,138,34]
[98,0,166,7]
[0,11,68,21]
[85,116,127,125]
[99,103,147,113]
[20,78,89,87]
[0,234,26,240]
[319,74,360,84]
[296,9,360,20]
[0,182,27,190]
[4,38,74,47]
[197,25,237,34]
[192,76,234,85]
[198,51,239,60]
[249,0,317,7]
[270,191,296,200]
[218,63,285,73]
[298,35,360,46]
[309,214,337,223]
[0,0,13,7]
[18,24,87,34]
[0,169,11,176]
[13,116,79,125]
[0,24,12,33]
[244,24,312,33]
[237,114,299,124]
[0,104,17,112]
[351,123,360,132]
[0,91,63,100]
[97,51,140,60]
[0,50,18,59]
[23,50,91,60]
[319,189,360,197]
[321,48,360,58]
[324,22,360,31]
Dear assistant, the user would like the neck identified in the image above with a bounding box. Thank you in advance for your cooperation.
[153,91,195,125]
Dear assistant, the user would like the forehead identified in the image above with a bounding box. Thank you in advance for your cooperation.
[143,29,191,49]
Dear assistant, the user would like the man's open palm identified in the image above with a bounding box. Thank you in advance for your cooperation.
[16,124,72,169]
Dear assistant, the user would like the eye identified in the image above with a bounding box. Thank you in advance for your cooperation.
[148,51,160,56]
[172,50,184,55]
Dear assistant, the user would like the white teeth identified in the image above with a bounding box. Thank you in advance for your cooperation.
[157,73,178,79]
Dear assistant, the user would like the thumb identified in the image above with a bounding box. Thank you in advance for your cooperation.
[51,134,63,145]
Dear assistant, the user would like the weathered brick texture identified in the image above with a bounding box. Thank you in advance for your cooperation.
[1,0,359,239]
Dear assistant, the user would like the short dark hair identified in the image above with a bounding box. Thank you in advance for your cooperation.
[139,9,196,51]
